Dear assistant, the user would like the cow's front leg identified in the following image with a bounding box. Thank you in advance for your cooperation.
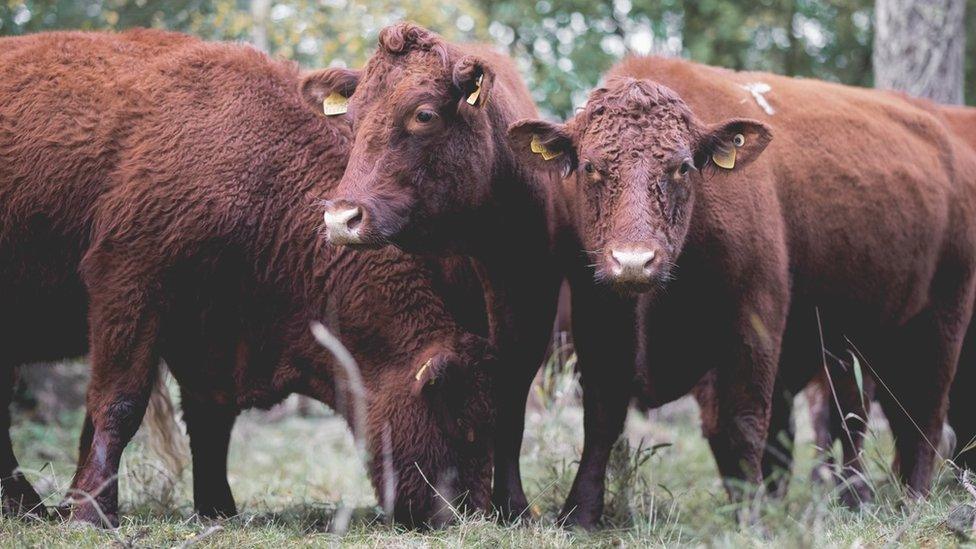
[707,303,784,509]
[558,283,636,530]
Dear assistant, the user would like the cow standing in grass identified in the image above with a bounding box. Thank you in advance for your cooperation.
[508,56,976,524]
[320,24,573,522]
[1,30,497,527]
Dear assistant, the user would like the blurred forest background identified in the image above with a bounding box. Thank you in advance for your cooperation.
[1,0,973,119]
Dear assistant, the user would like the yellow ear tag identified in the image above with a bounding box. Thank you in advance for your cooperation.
[415,358,433,382]
[712,147,736,169]
[322,92,348,116]
[713,134,744,170]
[466,74,483,106]
[530,135,562,161]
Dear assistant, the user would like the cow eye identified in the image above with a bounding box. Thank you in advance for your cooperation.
[676,159,696,177]
[583,162,595,174]
[415,110,437,123]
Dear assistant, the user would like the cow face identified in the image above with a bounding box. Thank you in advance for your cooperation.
[365,333,495,527]
[319,24,498,253]
[508,77,771,294]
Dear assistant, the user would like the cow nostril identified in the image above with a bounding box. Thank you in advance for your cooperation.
[345,207,362,231]
[608,247,658,281]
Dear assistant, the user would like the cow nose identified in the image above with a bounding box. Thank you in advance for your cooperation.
[607,246,657,284]
[323,204,364,245]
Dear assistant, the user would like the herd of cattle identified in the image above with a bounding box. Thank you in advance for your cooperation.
[2,22,976,530]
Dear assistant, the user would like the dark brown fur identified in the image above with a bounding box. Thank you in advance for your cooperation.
[510,56,976,525]
[319,23,572,521]
[1,30,496,527]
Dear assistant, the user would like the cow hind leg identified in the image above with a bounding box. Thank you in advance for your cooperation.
[67,290,160,527]
[874,304,968,499]
[1,366,48,519]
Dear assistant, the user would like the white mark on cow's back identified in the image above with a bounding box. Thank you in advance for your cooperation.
[739,82,775,115]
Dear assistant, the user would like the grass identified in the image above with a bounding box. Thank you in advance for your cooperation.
[3,356,975,548]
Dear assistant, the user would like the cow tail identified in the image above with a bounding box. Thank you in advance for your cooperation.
[143,367,189,481]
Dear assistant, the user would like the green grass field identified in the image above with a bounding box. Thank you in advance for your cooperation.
[3,360,974,548]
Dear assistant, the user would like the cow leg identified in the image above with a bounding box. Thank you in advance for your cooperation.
[482,262,561,523]
[54,413,95,519]
[490,361,537,520]
[760,380,795,498]
[67,283,160,527]
[182,391,238,518]
[558,283,636,529]
[806,374,837,485]
[707,306,783,507]
[949,320,976,471]
[1,366,48,518]
[829,364,874,508]
[875,304,966,498]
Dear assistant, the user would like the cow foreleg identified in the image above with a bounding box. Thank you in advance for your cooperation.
[558,283,636,530]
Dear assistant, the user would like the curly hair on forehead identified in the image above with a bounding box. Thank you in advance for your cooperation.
[576,76,697,132]
[377,22,451,68]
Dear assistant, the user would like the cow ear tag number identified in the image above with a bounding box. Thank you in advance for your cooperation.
[530,135,562,161]
[713,133,745,170]
[322,92,348,116]
[466,74,484,106]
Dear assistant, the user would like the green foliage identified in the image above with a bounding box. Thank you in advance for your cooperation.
[0,0,971,118]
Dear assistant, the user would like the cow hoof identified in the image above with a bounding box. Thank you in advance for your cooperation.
[1,476,49,520]
[557,506,600,531]
[837,478,872,509]
[65,502,119,529]
[492,494,530,524]
[196,501,237,520]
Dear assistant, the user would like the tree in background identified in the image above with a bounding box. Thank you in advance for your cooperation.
[0,0,972,116]
[874,0,967,104]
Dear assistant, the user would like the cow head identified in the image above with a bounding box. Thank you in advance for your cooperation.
[319,23,500,253]
[508,76,771,294]
[365,332,495,527]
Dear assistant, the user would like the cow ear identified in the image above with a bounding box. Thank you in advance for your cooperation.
[411,352,453,397]
[299,67,361,117]
[507,119,577,176]
[695,118,771,171]
[452,55,493,109]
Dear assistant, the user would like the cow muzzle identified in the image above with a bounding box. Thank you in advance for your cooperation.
[323,202,364,245]
[604,245,661,289]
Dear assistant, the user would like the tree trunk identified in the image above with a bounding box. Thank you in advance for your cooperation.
[873,0,967,104]
[250,0,271,53]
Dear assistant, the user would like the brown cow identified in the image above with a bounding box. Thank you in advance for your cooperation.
[2,30,496,527]
[319,23,572,521]
[509,56,976,525]
[0,28,199,518]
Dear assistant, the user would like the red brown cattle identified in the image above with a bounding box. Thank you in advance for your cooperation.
[0,28,199,518]
[319,23,573,521]
[509,56,976,524]
[2,30,496,527]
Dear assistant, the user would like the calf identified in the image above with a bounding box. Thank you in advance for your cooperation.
[509,56,976,525]
[2,31,496,527]
[319,23,571,520]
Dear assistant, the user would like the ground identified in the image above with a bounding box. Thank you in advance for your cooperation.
[2,357,973,548]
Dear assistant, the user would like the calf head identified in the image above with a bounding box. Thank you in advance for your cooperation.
[508,76,771,293]
[366,332,495,527]
[317,23,500,253]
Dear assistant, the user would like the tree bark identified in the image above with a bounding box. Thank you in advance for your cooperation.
[874,0,967,104]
